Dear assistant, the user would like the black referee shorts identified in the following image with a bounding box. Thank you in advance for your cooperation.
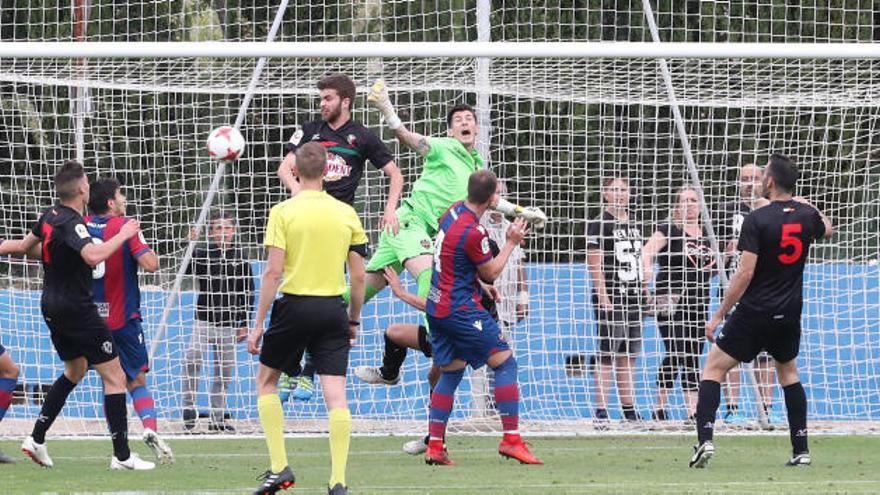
[260,295,350,377]
[42,304,118,365]
[716,307,802,364]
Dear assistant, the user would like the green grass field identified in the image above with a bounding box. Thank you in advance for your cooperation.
[1,435,878,494]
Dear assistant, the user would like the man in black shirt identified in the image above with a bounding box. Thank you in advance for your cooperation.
[690,154,833,469]
[182,211,254,431]
[586,177,644,423]
[277,74,403,402]
[10,160,154,470]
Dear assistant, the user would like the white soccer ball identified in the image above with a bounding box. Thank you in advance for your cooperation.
[206,126,245,161]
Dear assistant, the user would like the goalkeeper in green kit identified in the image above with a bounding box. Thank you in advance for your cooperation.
[352,79,547,386]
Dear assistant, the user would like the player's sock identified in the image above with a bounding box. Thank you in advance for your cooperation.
[31,374,77,443]
[725,403,739,419]
[0,377,16,422]
[258,394,288,472]
[328,408,351,487]
[428,369,464,442]
[595,408,608,420]
[104,392,131,461]
[493,357,520,439]
[622,404,638,421]
[783,382,809,453]
[129,385,158,432]
[379,333,407,380]
[696,380,721,444]
[343,282,381,306]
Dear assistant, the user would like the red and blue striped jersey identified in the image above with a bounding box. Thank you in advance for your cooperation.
[85,215,152,330]
[426,201,493,319]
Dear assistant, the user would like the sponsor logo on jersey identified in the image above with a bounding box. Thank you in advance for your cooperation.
[323,152,352,182]
[75,224,90,239]
[290,128,304,145]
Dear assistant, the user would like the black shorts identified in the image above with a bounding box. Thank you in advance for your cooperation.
[260,295,350,377]
[594,307,642,356]
[417,325,432,358]
[42,305,118,365]
[716,307,801,364]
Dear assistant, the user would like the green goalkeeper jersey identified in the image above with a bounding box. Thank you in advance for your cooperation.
[402,136,484,234]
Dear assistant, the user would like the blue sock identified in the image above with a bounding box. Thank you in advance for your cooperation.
[492,357,520,436]
[0,377,16,421]
[428,369,464,441]
[129,385,158,432]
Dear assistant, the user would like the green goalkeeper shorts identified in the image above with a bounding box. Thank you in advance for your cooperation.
[366,205,435,273]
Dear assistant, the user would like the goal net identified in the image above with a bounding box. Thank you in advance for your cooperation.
[0,2,878,437]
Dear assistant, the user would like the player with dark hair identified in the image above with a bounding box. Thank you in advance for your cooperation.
[8,160,154,470]
[716,163,784,425]
[422,169,542,466]
[85,178,171,462]
[353,80,545,387]
[642,186,716,422]
[249,142,367,495]
[690,154,833,468]
[276,73,403,401]
[586,177,644,423]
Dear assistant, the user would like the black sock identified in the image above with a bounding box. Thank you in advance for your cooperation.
[301,360,316,380]
[622,404,637,421]
[104,393,130,461]
[696,380,721,444]
[379,334,407,380]
[595,408,608,419]
[783,382,808,454]
[652,409,668,421]
[726,403,739,415]
[31,374,77,443]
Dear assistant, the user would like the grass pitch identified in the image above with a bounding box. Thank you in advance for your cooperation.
[0,435,878,494]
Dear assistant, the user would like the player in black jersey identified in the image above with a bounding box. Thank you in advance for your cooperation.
[276,74,404,402]
[643,186,716,422]
[690,154,833,469]
[586,178,644,423]
[715,163,782,425]
[7,161,154,470]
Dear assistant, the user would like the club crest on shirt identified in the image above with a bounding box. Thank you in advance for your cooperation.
[420,238,432,250]
[347,134,357,146]
[323,152,352,182]
[101,340,113,355]
[481,237,490,254]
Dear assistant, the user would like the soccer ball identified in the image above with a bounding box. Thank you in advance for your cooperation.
[206,126,245,161]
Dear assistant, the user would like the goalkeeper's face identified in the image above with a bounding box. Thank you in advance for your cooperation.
[447,110,478,149]
[320,89,347,124]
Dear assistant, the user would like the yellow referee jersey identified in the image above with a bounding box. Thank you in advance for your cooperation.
[263,190,368,296]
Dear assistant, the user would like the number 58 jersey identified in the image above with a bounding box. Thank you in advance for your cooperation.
[736,200,826,314]
[85,215,153,331]
[586,211,644,303]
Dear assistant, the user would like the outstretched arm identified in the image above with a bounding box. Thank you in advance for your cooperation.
[367,79,431,157]
[383,267,426,312]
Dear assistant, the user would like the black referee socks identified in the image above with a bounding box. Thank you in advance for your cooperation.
[31,374,77,444]
[695,379,721,444]
[783,382,809,454]
[104,393,131,461]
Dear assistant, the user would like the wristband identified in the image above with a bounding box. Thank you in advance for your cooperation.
[349,320,360,326]
[518,291,529,306]
[385,113,402,130]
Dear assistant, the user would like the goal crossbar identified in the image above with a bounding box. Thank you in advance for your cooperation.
[2,42,880,59]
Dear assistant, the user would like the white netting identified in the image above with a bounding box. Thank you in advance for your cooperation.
[0,2,878,437]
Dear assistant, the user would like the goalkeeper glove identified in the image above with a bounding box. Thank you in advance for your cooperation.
[493,199,548,230]
[367,79,402,130]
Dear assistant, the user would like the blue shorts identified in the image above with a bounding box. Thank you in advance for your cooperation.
[427,310,510,369]
[111,319,149,381]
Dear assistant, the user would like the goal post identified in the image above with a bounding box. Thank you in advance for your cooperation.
[1,5,879,438]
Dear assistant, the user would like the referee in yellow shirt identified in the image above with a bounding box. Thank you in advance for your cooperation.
[248,141,367,495]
